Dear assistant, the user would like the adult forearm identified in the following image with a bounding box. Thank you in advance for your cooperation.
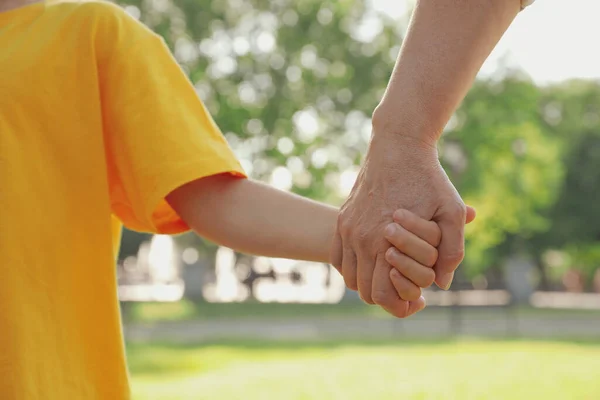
[373,0,521,145]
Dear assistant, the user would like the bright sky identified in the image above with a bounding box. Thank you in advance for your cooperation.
[372,0,600,85]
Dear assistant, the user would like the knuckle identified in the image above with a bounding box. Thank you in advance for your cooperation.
[339,220,353,237]
[357,238,373,253]
[337,212,353,237]
[450,197,466,210]
[449,201,467,221]
[441,249,465,266]
[371,289,391,306]
[360,293,375,305]
[356,226,371,242]
[390,228,407,248]
[402,287,422,302]
[425,248,439,267]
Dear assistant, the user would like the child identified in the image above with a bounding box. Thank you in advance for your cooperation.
[0,1,455,398]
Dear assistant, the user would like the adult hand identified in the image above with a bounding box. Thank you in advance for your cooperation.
[330,131,470,318]
[327,0,517,318]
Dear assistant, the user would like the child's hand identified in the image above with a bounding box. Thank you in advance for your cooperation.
[383,209,441,302]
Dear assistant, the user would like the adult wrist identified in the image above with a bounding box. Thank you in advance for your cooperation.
[371,104,440,150]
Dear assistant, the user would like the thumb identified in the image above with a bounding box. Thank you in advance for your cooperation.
[465,206,476,225]
[329,231,343,274]
[434,207,466,290]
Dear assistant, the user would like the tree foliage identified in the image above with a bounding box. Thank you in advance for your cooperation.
[443,76,564,275]
[116,0,600,284]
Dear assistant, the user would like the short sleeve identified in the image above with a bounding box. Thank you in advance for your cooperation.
[97,7,245,234]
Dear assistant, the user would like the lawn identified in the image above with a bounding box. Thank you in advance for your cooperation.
[124,299,383,322]
[128,339,600,400]
[124,299,600,323]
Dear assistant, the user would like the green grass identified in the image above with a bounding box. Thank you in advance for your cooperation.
[125,299,600,323]
[128,339,600,399]
[125,300,384,322]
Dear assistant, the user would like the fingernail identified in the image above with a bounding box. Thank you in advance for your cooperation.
[386,247,397,259]
[418,296,427,311]
[390,268,400,279]
[393,209,405,221]
[438,272,454,290]
[385,223,396,237]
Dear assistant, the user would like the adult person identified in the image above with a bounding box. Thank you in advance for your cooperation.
[332,0,536,317]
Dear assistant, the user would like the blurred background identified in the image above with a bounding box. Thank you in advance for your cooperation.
[115,0,600,398]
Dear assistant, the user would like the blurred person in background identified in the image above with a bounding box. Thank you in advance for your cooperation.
[0,0,476,398]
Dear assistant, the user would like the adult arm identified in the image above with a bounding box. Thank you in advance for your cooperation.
[332,0,525,317]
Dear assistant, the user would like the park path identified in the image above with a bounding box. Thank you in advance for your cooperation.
[125,309,600,343]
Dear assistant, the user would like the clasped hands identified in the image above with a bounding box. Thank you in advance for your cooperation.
[330,133,476,318]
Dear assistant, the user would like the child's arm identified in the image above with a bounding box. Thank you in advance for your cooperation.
[167,174,337,263]
[168,174,458,315]
[167,174,445,269]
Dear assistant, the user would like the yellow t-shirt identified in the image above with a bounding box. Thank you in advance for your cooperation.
[0,1,245,398]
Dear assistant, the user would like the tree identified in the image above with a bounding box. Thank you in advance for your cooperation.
[533,81,600,287]
[118,0,404,202]
[116,0,599,290]
[117,0,407,260]
[441,75,563,276]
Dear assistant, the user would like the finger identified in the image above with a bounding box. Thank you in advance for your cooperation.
[384,223,438,267]
[385,248,436,288]
[406,295,427,317]
[330,232,343,274]
[407,297,426,316]
[466,205,477,225]
[434,206,466,290]
[389,268,422,301]
[371,253,412,318]
[356,252,375,304]
[393,209,441,247]
[342,247,358,291]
